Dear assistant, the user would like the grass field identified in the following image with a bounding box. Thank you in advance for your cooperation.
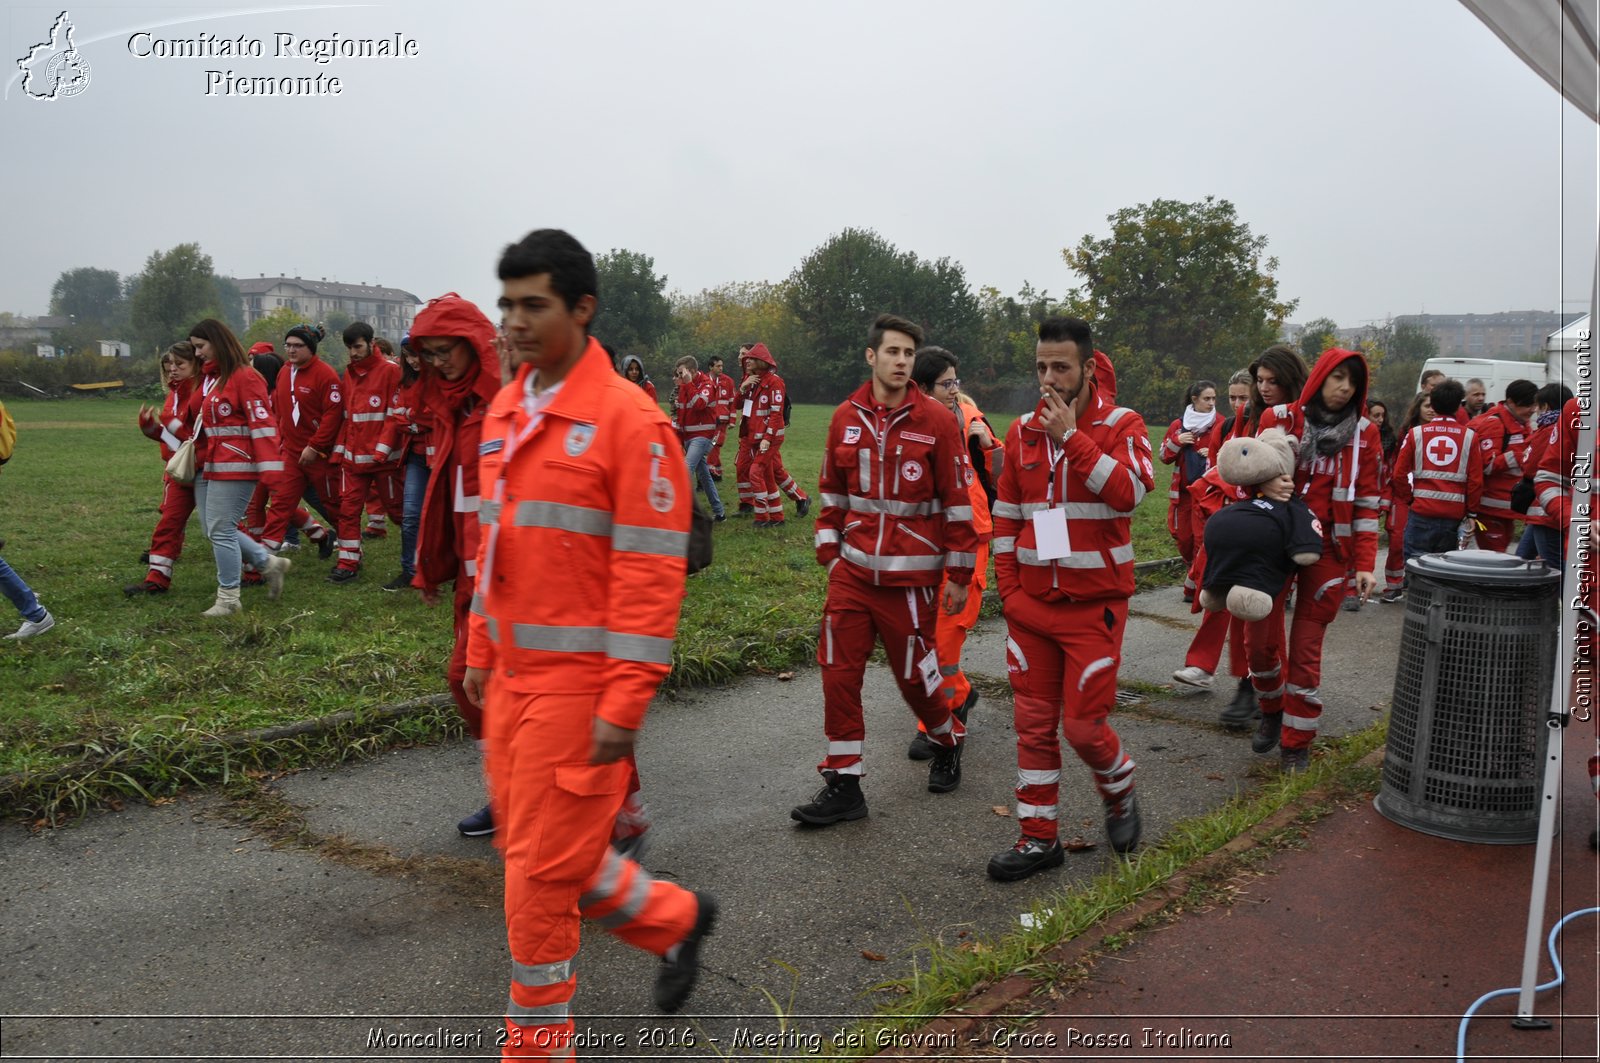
[0,397,1180,786]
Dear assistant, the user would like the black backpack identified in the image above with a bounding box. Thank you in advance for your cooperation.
[686,497,714,575]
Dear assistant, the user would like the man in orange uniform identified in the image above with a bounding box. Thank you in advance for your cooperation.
[794,313,978,824]
[987,316,1153,880]
[463,230,716,1057]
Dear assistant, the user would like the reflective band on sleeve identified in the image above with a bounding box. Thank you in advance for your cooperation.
[250,427,277,438]
[1103,407,1130,425]
[509,624,607,653]
[606,631,675,665]
[1084,454,1119,493]
[513,958,573,987]
[991,536,1017,554]
[992,500,1023,520]
[613,525,689,557]
[478,499,502,526]
[463,558,478,577]
[944,505,974,522]
[513,500,613,536]
[506,996,570,1024]
[945,551,978,568]
[160,429,182,451]
[1016,803,1059,820]
[815,528,842,546]
[348,454,377,464]
[1354,495,1382,508]
[840,544,944,571]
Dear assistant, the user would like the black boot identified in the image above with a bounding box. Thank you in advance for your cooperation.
[654,891,718,1013]
[1218,677,1259,730]
[907,731,935,760]
[1105,793,1142,855]
[1252,711,1283,754]
[986,836,1065,881]
[927,741,963,793]
[790,771,867,825]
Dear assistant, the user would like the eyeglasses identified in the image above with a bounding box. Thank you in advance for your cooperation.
[936,378,961,391]
[283,341,308,350]
[414,339,463,363]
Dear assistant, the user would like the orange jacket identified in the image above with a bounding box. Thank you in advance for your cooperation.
[956,397,997,537]
[334,352,401,467]
[466,338,690,732]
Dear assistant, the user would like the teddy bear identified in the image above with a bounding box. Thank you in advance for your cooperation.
[1199,427,1324,622]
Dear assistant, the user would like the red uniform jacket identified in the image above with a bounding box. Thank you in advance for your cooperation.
[1257,350,1383,573]
[672,371,718,443]
[188,362,282,481]
[156,378,197,462]
[1534,397,1583,529]
[1391,417,1483,520]
[274,356,345,458]
[713,372,736,434]
[992,387,1154,603]
[1520,415,1560,527]
[815,382,978,588]
[1468,403,1530,519]
[376,376,434,465]
[467,338,689,731]
[335,353,401,467]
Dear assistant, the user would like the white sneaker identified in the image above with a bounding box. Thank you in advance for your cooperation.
[263,554,292,601]
[5,610,56,640]
[1172,665,1215,689]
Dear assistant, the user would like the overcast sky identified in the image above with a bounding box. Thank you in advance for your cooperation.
[1,0,1594,331]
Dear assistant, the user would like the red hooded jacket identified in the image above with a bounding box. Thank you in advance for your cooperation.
[411,293,502,593]
[738,343,787,445]
[334,350,401,467]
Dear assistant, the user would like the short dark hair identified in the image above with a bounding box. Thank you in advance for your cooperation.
[1420,369,1446,386]
[1036,315,1093,360]
[1430,379,1466,416]
[911,346,958,392]
[496,229,598,312]
[343,321,374,346]
[867,313,924,351]
[674,355,698,373]
[1536,382,1573,409]
[707,355,723,371]
[1188,379,1217,405]
[1504,379,1538,406]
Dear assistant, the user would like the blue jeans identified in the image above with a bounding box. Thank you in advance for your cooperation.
[0,554,46,622]
[685,436,724,517]
[401,454,428,578]
[1516,523,1565,571]
[194,474,273,589]
[1404,512,1462,561]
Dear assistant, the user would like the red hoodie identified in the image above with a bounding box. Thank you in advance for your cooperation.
[1259,349,1382,573]
[411,293,502,593]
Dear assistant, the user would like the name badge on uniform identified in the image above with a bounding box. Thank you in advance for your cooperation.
[918,646,942,697]
[1031,507,1071,561]
[742,399,754,418]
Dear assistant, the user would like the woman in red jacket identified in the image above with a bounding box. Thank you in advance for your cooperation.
[186,319,291,617]
[1160,379,1218,601]
[127,341,200,596]
[374,340,432,591]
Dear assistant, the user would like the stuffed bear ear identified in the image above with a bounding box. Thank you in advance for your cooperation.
[1291,550,1321,566]
[1226,585,1274,622]
[1199,587,1226,612]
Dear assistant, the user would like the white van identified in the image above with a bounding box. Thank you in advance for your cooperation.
[1416,357,1545,401]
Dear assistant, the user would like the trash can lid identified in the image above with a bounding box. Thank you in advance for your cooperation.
[1406,549,1562,586]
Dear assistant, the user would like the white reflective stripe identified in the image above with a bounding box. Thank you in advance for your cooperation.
[1287,683,1323,707]
[1353,495,1382,508]
[206,461,277,473]
[165,417,185,434]
[840,543,944,572]
[510,624,606,653]
[463,558,478,577]
[1018,547,1102,568]
[349,411,386,422]
[159,429,182,451]
[1311,577,1343,601]
[510,501,611,536]
[1005,635,1027,672]
[1333,485,1356,502]
[208,425,249,436]
[1283,712,1320,731]
[828,741,863,756]
[945,551,978,567]
[346,454,377,464]
[1109,542,1135,563]
[607,631,675,664]
[1016,802,1059,820]
[250,426,277,438]
[513,958,573,987]
[1334,523,1353,538]
[944,505,974,522]
[992,536,1017,554]
[1125,465,1149,505]
[1017,769,1060,786]
[992,500,1024,520]
[1252,664,1281,680]
[1256,684,1286,699]
[1102,406,1132,426]
[1534,470,1568,487]
[1414,489,1466,502]
[580,849,624,903]
[1353,519,1381,532]
[506,996,570,1023]
[479,499,502,526]
[1084,453,1119,493]
[614,525,689,557]
[1078,656,1116,691]
[845,495,942,517]
[374,443,391,459]
[815,528,842,546]
[1480,497,1513,511]
[821,493,851,509]
[595,865,654,928]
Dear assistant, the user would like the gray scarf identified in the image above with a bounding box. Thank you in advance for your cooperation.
[1297,404,1358,468]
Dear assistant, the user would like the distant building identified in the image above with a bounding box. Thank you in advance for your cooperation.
[231,276,422,338]
[1394,311,1583,358]
[99,340,132,358]
[0,315,70,351]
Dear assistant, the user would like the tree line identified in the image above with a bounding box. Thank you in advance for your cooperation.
[2,198,1452,418]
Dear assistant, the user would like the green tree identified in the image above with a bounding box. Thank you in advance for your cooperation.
[593,248,672,355]
[976,282,1057,384]
[241,307,309,353]
[1369,320,1441,404]
[784,228,983,397]
[49,267,123,327]
[128,243,224,356]
[664,280,807,372]
[1299,317,1339,362]
[212,275,245,330]
[1062,197,1297,388]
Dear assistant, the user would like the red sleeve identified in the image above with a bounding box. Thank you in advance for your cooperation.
[992,420,1025,599]
[1465,427,1485,515]
[1391,430,1416,506]
[376,384,406,461]
[813,408,846,568]
[308,366,344,454]
[1159,419,1183,465]
[1350,421,1381,573]
[1063,413,1154,513]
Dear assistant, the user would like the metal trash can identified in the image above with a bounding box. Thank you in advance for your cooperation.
[1375,550,1562,843]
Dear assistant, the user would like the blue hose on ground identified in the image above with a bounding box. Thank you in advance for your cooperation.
[1456,907,1600,1062]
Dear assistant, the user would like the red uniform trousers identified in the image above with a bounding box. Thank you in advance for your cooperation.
[1383,500,1409,591]
[918,544,989,731]
[1168,492,1198,591]
[334,465,403,571]
[449,574,483,738]
[362,469,404,534]
[1184,608,1247,677]
[708,433,726,479]
[484,687,698,1060]
[1246,550,1347,751]
[1475,515,1515,553]
[817,563,965,776]
[144,478,196,589]
[748,444,804,524]
[1002,593,1136,843]
[734,437,756,509]
[245,480,324,549]
[261,459,344,551]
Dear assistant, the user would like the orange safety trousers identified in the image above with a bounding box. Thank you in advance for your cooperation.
[918,543,990,732]
[486,686,697,1060]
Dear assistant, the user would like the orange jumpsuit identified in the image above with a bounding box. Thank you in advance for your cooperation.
[467,338,699,1058]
